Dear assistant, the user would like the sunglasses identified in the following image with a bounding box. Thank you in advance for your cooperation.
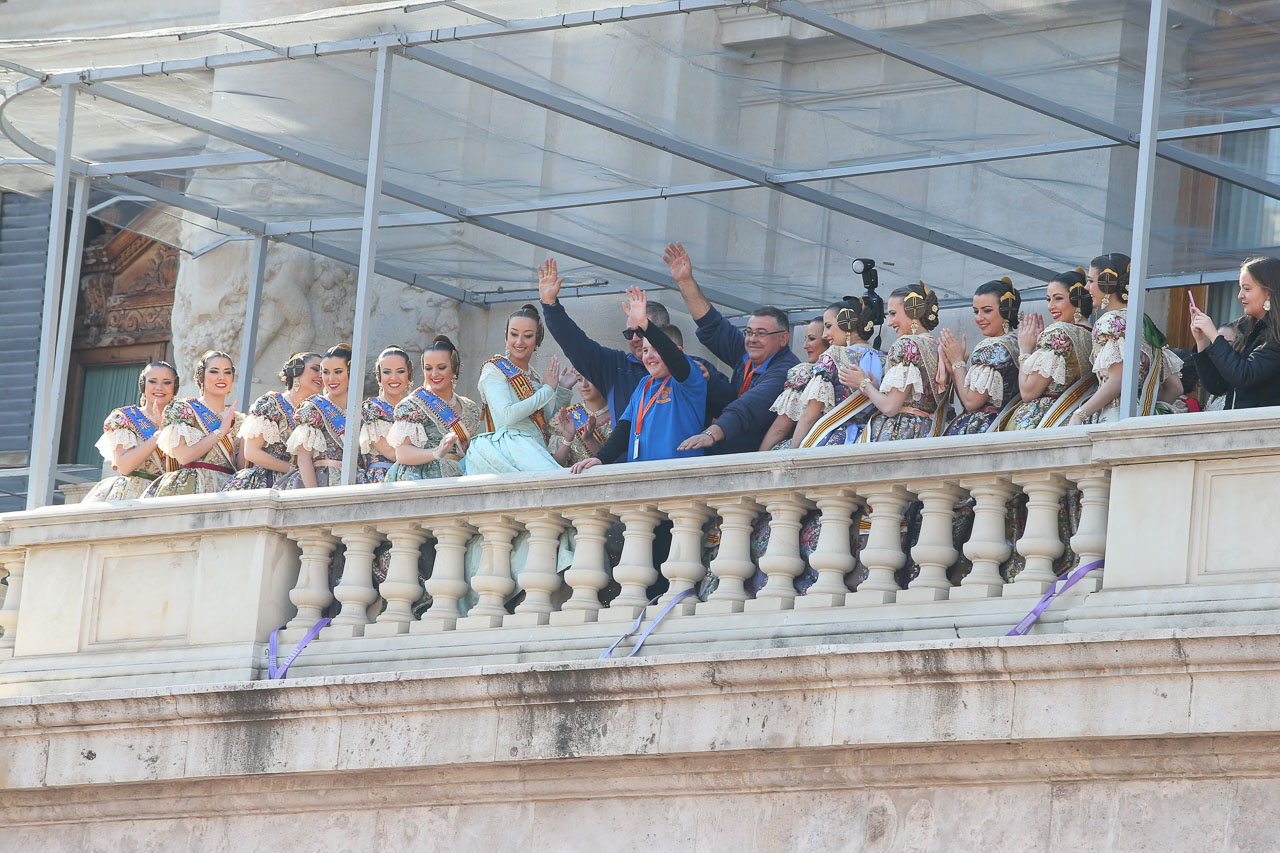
[623,328,641,340]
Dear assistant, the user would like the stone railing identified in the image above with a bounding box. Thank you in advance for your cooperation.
[3,409,1280,696]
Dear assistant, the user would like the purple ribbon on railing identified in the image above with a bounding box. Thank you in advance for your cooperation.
[267,617,331,679]
[1005,559,1104,636]
[600,588,695,659]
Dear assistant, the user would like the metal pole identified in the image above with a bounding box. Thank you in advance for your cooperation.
[341,46,393,486]
[1118,0,1169,420]
[39,176,91,502]
[26,85,76,510]
[238,236,268,412]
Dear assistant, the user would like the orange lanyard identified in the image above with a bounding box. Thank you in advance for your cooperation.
[632,376,670,457]
[738,360,761,396]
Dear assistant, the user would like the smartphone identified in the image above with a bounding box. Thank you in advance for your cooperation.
[1187,290,1198,314]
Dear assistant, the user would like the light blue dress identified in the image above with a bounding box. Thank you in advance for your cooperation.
[464,357,573,475]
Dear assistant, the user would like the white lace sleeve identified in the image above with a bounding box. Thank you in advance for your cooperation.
[359,419,393,454]
[238,413,281,446]
[1161,347,1184,378]
[94,429,138,461]
[1092,339,1125,378]
[880,363,924,399]
[386,419,428,449]
[1022,348,1067,385]
[286,424,328,455]
[797,375,836,412]
[157,423,204,456]
[769,386,811,421]
[965,364,1005,407]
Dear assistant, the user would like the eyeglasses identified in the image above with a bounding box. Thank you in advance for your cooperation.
[742,328,786,340]
[622,328,640,340]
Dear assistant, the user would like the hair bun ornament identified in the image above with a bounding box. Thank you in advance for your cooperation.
[433,334,455,347]
[1074,266,1085,274]
[999,276,1013,285]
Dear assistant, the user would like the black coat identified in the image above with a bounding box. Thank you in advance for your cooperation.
[1193,320,1280,409]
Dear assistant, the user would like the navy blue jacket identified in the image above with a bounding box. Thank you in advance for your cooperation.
[695,306,799,454]
[541,299,732,426]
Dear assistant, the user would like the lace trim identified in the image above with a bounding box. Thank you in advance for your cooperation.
[769,387,812,421]
[286,424,328,455]
[1092,339,1125,378]
[359,419,393,454]
[95,428,138,460]
[1022,348,1067,385]
[964,363,1005,407]
[1161,347,1184,378]
[798,375,837,412]
[157,423,204,456]
[238,413,282,446]
[386,419,428,450]
[880,363,924,401]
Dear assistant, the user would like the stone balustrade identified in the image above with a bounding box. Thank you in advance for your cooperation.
[3,409,1280,696]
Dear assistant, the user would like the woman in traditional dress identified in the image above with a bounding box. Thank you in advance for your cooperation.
[359,346,412,484]
[757,317,828,450]
[1004,269,1096,430]
[788,296,887,448]
[280,343,357,488]
[143,351,244,497]
[1191,256,1280,410]
[220,352,322,492]
[464,304,576,475]
[940,278,1022,435]
[843,282,949,441]
[385,336,482,481]
[84,361,180,502]
[1069,253,1182,425]
[551,373,612,468]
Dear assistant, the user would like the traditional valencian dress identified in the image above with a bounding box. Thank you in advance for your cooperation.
[84,405,177,502]
[463,355,573,474]
[943,333,1019,435]
[1004,320,1095,430]
[794,343,886,447]
[384,387,482,481]
[220,390,298,492]
[550,403,613,467]
[866,334,949,441]
[279,394,359,488]
[143,398,244,497]
[359,397,398,484]
[1086,308,1182,423]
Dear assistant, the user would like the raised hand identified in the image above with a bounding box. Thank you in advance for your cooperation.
[623,285,649,331]
[662,242,693,284]
[1018,313,1043,354]
[543,355,561,389]
[559,365,580,389]
[939,329,967,369]
[538,258,563,305]
[556,408,576,441]
[435,431,458,458]
[1189,308,1217,350]
[218,401,238,436]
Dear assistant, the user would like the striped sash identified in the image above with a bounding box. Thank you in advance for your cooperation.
[188,399,237,470]
[482,356,549,439]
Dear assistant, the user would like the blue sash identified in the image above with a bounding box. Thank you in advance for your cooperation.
[120,405,158,440]
[276,393,297,429]
[188,398,237,469]
[370,397,394,419]
[414,387,469,451]
[309,394,346,437]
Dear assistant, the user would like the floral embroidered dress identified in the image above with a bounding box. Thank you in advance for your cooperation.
[220,391,298,492]
[84,405,173,502]
[798,344,886,446]
[551,403,613,467]
[142,398,244,497]
[867,334,946,442]
[384,387,482,481]
[464,356,573,475]
[279,395,358,488]
[943,334,1019,435]
[359,397,398,484]
[1004,321,1094,431]
[1087,308,1183,423]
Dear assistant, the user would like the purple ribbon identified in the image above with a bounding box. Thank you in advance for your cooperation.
[1005,559,1103,636]
[600,588,695,659]
[268,617,331,679]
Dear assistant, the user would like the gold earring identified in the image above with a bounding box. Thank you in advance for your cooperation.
[1073,309,1084,324]
[1100,294,1110,312]
[910,319,920,335]
[1002,319,1011,334]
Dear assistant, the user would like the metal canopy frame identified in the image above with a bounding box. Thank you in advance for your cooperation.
[2,0,1273,506]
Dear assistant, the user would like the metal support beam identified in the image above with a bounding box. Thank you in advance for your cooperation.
[1118,0,1168,421]
[85,150,277,177]
[341,46,393,487]
[39,176,91,506]
[402,45,1059,281]
[26,85,75,510]
[238,236,269,412]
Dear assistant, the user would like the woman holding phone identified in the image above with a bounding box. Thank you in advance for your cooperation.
[1189,256,1280,409]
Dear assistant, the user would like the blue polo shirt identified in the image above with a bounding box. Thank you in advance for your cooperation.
[618,356,708,462]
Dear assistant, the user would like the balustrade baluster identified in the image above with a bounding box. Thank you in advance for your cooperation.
[1069,468,1111,592]
[698,496,763,614]
[0,550,25,655]
[847,485,912,606]
[952,477,1018,599]
[1007,473,1068,596]
[282,530,339,641]
[650,499,710,617]
[506,511,567,627]
[366,522,428,636]
[550,508,615,625]
[413,520,475,633]
[745,494,814,612]
[600,504,661,622]
[320,525,383,639]
[456,515,518,630]
[796,488,858,609]
[899,483,965,603]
